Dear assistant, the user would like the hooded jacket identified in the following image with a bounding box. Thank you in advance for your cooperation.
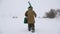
[25,10,36,24]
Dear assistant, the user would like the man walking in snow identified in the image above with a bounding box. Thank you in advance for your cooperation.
[25,2,37,32]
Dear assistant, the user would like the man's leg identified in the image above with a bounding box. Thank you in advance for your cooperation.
[28,24,31,31]
[31,24,35,32]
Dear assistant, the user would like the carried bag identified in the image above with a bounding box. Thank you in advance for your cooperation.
[24,17,28,24]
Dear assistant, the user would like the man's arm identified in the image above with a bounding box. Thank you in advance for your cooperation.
[25,11,28,17]
[33,11,37,17]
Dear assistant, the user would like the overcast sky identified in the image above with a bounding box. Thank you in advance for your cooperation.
[0,0,60,17]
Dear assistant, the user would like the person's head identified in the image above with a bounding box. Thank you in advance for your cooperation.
[28,6,33,11]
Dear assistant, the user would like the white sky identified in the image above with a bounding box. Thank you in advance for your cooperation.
[0,0,60,17]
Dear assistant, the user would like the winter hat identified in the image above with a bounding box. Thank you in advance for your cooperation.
[28,5,33,9]
[28,1,33,9]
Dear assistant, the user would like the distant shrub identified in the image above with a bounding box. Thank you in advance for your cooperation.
[46,9,57,18]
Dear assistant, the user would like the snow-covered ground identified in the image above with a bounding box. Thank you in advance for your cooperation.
[0,17,60,34]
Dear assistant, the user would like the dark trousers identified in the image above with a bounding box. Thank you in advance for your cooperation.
[28,23,35,31]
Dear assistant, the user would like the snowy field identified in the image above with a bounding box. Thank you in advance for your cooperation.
[0,17,60,34]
